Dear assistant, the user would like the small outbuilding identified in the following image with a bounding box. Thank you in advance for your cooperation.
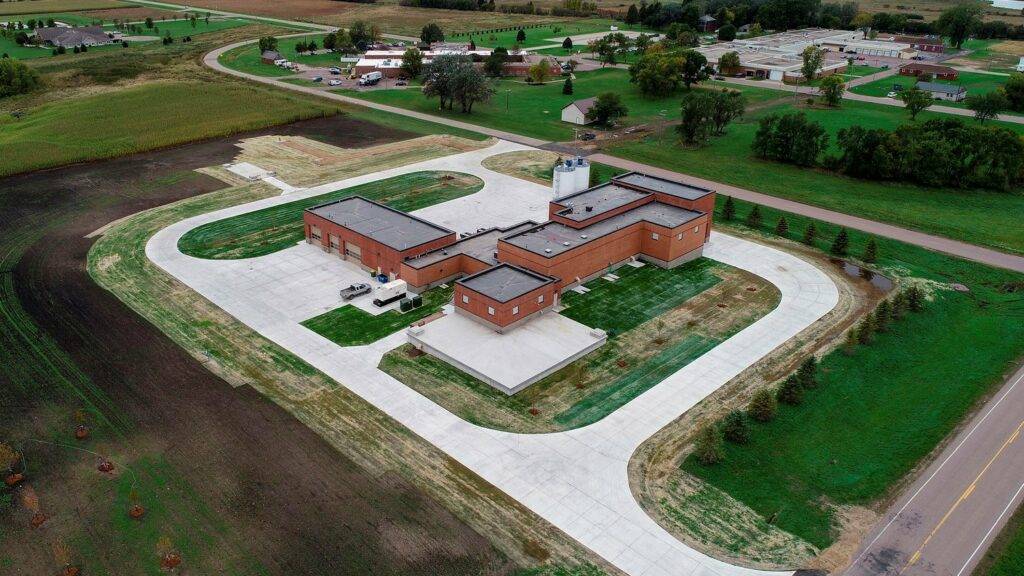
[560,97,598,125]
[261,50,282,64]
[900,62,958,80]
[917,81,967,102]
[698,15,719,33]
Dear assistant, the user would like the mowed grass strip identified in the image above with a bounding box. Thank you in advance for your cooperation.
[681,196,1024,549]
[177,171,483,259]
[302,285,453,346]
[977,505,1024,576]
[850,70,1018,114]
[560,259,722,335]
[0,80,341,177]
[606,99,1024,255]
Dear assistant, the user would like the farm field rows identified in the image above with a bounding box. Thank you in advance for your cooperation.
[604,98,1024,255]
[0,0,124,15]
[178,170,484,259]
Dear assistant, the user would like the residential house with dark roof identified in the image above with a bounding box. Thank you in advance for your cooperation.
[35,25,112,48]
[917,81,967,101]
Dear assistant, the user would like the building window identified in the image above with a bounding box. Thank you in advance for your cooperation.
[651,232,660,240]
[462,295,469,304]
[512,305,519,315]
[693,226,700,233]
[677,233,683,240]
[487,306,495,316]
[538,294,545,304]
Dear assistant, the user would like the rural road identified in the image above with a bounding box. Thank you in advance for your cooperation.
[203,40,1024,275]
[845,363,1024,576]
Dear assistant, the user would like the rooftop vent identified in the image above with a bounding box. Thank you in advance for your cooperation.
[585,205,593,212]
[544,248,552,253]
[562,241,571,246]
[580,234,588,239]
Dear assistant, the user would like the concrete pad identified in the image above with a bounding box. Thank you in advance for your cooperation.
[407,306,606,394]
[225,161,273,180]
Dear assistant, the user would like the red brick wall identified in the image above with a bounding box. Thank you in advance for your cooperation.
[304,212,455,278]
[454,282,558,328]
[651,191,715,240]
[549,195,654,229]
[400,254,491,289]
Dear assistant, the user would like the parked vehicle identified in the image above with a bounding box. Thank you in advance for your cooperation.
[887,91,899,98]
[713,74,725,80]
[311,76,323,82]
[340,283,371,300]
[578,132,596,141]
[328,79,342,86]
[373,280,408,307]
[358,71,383,86]
[328,67,341,74]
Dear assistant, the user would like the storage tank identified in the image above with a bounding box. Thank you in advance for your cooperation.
[552,160,576,200]
[572,156,590,191]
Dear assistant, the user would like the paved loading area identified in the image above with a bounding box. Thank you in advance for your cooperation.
[408,305,607,394]
[147,139,839,576]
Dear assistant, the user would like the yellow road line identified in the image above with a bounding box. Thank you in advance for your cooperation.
[898,419,1024,575]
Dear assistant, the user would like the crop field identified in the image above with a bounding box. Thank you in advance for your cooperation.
[302,286,454,346]
[345,68,783,142]
[0,80,344,177]
[218,33,345,77]
[673,195,1024,551]
[380,260,780,433]
[0,0,124,15]
[110,16,253,39]
[605,99,1024,255]
[177,171,482,259]
[458,19,625,49]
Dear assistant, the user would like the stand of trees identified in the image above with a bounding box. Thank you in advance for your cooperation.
[422,54,495,112]
[676,89,746,145]
[0,57,40,98]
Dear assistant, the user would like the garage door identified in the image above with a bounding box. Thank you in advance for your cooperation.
[329,235,340,254]
[344,241,362,263]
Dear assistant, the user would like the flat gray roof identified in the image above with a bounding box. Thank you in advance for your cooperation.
[502,202,703,258]
[404,221,537,269]
[555,183,649,222]
[307,196,452,251]
[613,172,713,201]
[457,263,554,302]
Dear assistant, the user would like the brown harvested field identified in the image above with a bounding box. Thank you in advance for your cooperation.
[482,150,561,185]
[0,0,123,15]
[857,0,1024,23]
[80,6,186,21]
[0,116,581,575]
[628,224,890,571]
[169,0,571,35]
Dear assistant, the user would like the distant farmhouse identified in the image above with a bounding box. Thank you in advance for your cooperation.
[35,25,113,48]
[917,81,967,102]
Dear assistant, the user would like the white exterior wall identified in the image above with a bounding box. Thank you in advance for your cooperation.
[561,106,589,125]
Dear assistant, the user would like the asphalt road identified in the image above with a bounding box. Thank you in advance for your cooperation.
[846,363,1024,576]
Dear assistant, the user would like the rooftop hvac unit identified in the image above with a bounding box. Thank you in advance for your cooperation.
[585,205,593,212]
[562,241,571,246]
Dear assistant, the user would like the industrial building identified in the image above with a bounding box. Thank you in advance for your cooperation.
[304,162,715,333]
[702,28,916,82]
[352,43,543,78]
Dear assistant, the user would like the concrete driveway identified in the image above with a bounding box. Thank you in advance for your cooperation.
[146,139,839,576]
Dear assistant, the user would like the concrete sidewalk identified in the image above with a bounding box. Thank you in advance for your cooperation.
[146,140,839,576]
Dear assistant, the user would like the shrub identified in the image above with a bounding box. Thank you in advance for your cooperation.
[748,389,777,422]
[722,195,736,221]
[562,77,573,95]
[694,425,725,465]
[774,216,789,235]
[721,410,751,444]
[745,205,763,228]
[857,314,876,344]
[777,375,804,405]
[830,228,850,256]
[802,222,817,245]
[797,357,818,389]
[906,285,925,312]
[863,238,878,263]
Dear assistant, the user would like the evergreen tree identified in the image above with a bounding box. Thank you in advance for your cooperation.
[797,357,818,389]
[746,205,763,228]
[589,165,601,187]
[721,410,751,444]
[694,425,725,465]
[562,76,573,95]
[625,3,640,24]
[843,328,858,355]
[722,196,736,221]
[777,375,804,406]
[774,216,789,236]
[863,238,878,263]
[875,300,892,332]
[857,314,875,344]
[802,222,817,245]
[562,36,573,49]
[830,227,850,256]
[516,28,526,43]
[748,389,777,422]
[892,291,908,319]
[906,286,925,312]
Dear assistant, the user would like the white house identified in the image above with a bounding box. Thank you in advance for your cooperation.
[561,97,598,125]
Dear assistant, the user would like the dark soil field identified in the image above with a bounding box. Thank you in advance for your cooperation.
[0,116,516,575]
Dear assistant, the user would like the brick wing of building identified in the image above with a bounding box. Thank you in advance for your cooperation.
[303,172,715,332]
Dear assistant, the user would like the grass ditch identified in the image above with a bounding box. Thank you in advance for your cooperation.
[379,260,780,433]
[657,195,1024,556]
[177,171,483,259]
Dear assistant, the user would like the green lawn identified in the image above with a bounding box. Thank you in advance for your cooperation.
[110,17,252,40]
[343,68,783,142]
[178,171,483,260]
[560,260,722,335]
[978,506,1024,576]
[682,195,1024,549]
[454,19,628,49]
[0,80,342,177]
[851,70,1016,113]
[605,99,1024,255]
[302,286,453,346]
[218,34,347,77]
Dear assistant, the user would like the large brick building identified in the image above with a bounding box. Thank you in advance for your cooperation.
[304,172,715,331]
